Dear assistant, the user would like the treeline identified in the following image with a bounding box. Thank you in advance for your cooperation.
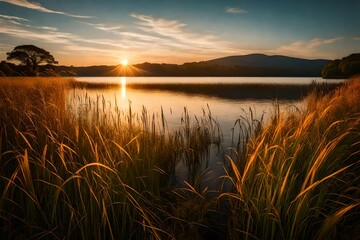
[0,61,77,77]
[322,53,360,78]
[1,44,358,78]
[55,65,117,77]
[0,45,76,77]
[131,62,322,77]
[3,59,358,78]
[53,62,323,77]
[1,60,326,78]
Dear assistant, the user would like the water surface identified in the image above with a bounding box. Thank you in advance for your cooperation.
[69,77,343,189]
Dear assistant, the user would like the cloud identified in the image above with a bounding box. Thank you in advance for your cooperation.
[353,37,360,40]
[0,14,29,21]
[81,22,123,32]
[0,15,31,27]
[64,44,120,54]
[0,16,57,30]
[131,14,186,31]
[307,37,343,48]
[0,21,131,50]
[269,37,343,58]
[0,12,246,65]
[130,13,235,53]
[73,14,243,63]
[0,0,93,18]
[0,24,73,44]
[82,19,181,49]
[226,7,248,14]
[38,26,58,31]
[81,22,167,47]
[0,20,135,64]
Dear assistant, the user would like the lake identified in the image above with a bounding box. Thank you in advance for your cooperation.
[69,77,343,190]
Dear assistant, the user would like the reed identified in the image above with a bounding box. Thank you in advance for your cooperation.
[0,77,220,239]
[222,76,360,240]
[0,76,358,239]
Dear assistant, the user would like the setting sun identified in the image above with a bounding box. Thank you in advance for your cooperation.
[121,59,128,66]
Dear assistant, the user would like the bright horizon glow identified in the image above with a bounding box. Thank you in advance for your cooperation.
[0,0,359,66]
[121,59,128,66]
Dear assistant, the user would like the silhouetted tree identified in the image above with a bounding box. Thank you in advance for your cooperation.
[339,53,360,76]
[0,61,14,76]
[322,53,360,78]
[322,59,341,78]
[6,45,58,76]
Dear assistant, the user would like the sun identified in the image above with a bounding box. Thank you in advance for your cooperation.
[121,59,128,66]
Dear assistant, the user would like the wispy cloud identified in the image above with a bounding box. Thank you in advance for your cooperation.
[0,22,130,66]
[306,37,343,48]
[0,0,93,18]
[38,26,58,31]
[269,37,343,58]
[0,16,58,30]
[353,37,360,40]
[64,44,119,54]
[0,12,245,64]
[226,7,248,14]
[0,22,120,48]
[55,14,244,64]
[81,22,123,32]
[130,13,234,53]
[82,20,175,49]
[0,13,29,21]
[131,14,186,37]
[0,24,73,44]
[0,20,133,51]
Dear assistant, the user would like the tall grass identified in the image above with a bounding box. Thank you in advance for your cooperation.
[223,77,360,239]
[0,77,220,239]
[0,76,358,240]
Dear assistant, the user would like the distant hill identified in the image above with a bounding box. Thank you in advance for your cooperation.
[205,54,330,75]
[127,54,330,77]
[1,54,331,77]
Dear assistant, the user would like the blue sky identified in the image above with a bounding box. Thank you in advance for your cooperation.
[0,0,359,66]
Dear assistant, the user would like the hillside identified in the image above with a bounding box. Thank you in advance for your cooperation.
[205,54,330,74]
[128,54,330,77]
[1,54,331,77]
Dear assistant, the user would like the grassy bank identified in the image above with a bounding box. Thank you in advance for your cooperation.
[224,77,360,239]
[0,77,221,239]
[0,76,359,239]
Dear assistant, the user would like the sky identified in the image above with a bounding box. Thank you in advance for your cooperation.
[0,0,359,66]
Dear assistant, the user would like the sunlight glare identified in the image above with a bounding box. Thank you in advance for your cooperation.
[121,76,126,99]
[121,59,128,66]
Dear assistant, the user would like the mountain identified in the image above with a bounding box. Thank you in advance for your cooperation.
[205,54,331,75]
[1,54,331,77]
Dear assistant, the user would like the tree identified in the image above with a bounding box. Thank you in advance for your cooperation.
[322,59,341,78]
[322,53,360,78]
[6,45,58,76]
[0,61,14,76]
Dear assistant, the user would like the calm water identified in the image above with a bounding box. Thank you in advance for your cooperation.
[75,76,343,85]
[72,77,342,136]
[69,77,343,189]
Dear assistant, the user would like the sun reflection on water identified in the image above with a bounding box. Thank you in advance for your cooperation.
[121,77,126,99]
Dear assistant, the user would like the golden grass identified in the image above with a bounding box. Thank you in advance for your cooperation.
[0,76,359,239]
[223,76,360,240]
[0,77,220,239]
